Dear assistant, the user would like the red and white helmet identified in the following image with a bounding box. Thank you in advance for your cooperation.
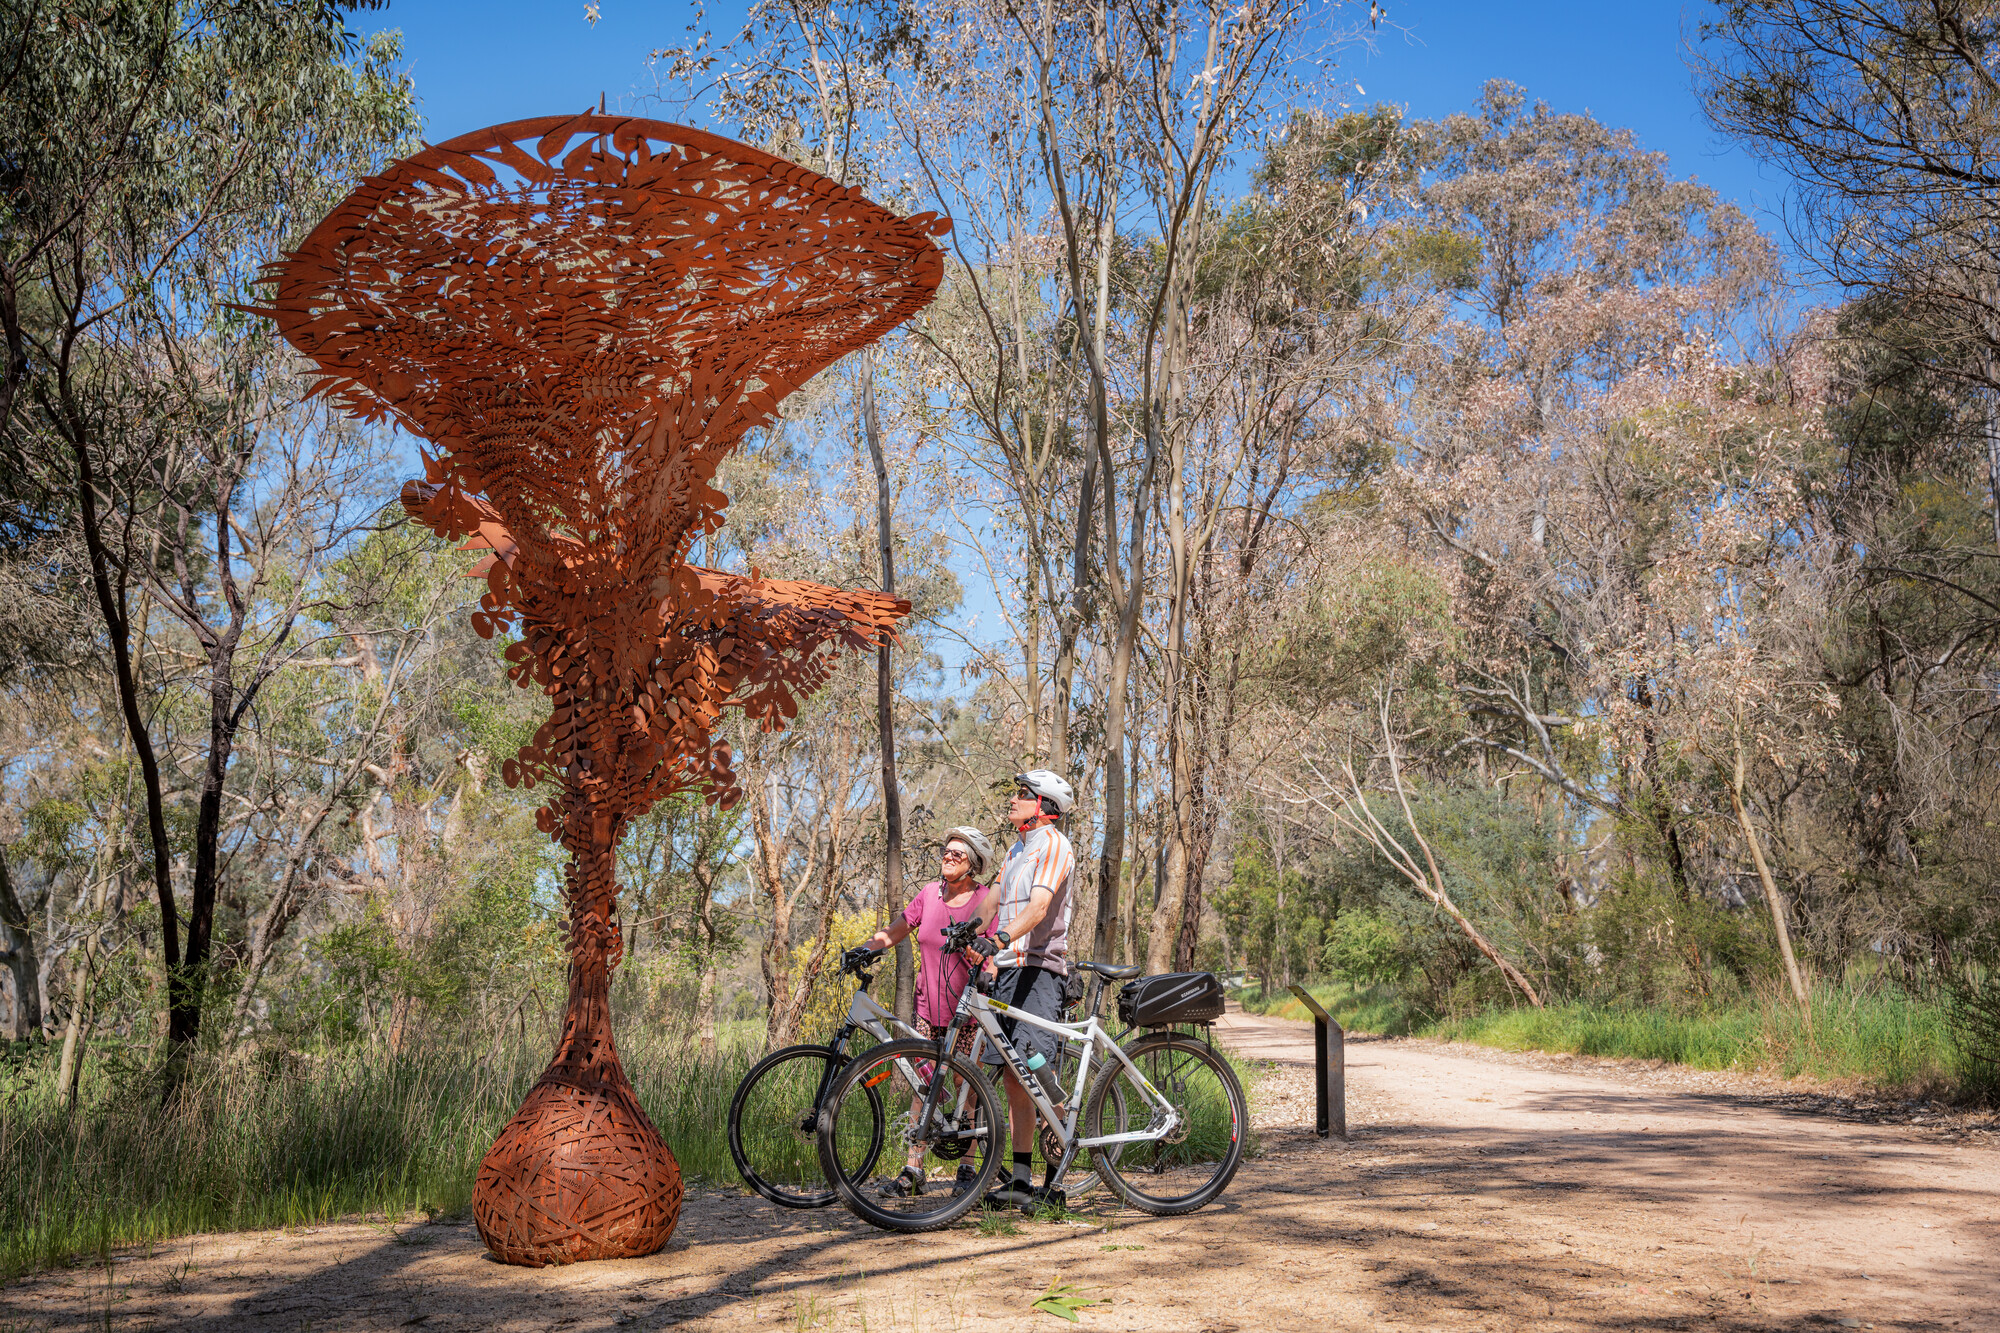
[1014,769,1075,816]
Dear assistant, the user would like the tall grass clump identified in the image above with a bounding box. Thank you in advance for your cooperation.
[1424,985,1963,1091]
[0,1027,758,1283]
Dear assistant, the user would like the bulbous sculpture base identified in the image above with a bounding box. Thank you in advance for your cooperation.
[472,1073,684,1267]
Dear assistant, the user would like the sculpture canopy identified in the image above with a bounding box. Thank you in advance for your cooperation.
[262,112,949,554]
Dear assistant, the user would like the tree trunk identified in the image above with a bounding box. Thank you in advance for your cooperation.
[0,846,40,1042]
[860,352,913,1025]
[54,972,93,1109]
[1730,749,1811,1009]
[1985,348,2000,551]
[749,761,799,1048]
[1094,576,1144,968]
[55,847,114,1107]
[768,833,848,1048]
[68,430,181,1047]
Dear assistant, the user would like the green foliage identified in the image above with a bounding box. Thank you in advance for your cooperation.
[1031,1281,1101,1322]
[1430,986,1965,1092]
[1243,979,1970,1096]
[1322,908,1408,989]
[1578,869,1777,1009]
[1264,555,1458,707]
[1238,981,1418,1037]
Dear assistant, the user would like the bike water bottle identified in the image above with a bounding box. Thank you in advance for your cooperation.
[1024,1050,1064,1102]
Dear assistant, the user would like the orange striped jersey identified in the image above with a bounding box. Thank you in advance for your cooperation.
[996,823,1075,975]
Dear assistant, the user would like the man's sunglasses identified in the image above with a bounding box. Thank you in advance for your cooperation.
[941,848,970,862]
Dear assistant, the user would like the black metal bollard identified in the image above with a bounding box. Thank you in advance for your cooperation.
[1286,984,1347,1139]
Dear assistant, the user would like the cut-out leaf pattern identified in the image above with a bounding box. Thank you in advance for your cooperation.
[261,113,941,1267]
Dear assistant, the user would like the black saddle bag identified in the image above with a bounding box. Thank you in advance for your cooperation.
[1117,971,1225,1028]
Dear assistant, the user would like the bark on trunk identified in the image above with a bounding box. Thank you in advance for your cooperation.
[69,432,181,1045]
[1730,750,1811,1009]
[754,778,795,1047]
[0,846,40,1041]
[860,353,913,1025]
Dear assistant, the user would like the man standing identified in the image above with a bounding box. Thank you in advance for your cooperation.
[975,769,1076,1210]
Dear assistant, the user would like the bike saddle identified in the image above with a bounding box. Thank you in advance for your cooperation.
[1075,960,1142,980]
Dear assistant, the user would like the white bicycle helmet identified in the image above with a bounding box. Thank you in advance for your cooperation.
[1014,769,1075,815]
[941,826,995,878]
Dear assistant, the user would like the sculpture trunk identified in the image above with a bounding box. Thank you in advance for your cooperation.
[472,807,683,1267]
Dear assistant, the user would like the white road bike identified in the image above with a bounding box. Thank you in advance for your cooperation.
[814,925,1248,1232]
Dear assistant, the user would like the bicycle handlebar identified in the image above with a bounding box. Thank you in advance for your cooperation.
[839,945,884,976]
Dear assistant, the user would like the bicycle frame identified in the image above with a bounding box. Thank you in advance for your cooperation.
[806,967,930,1112]
[917,962,1184,1190]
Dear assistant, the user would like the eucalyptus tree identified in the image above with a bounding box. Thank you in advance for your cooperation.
[0,0,416,1053]
[1698,0,2000,546]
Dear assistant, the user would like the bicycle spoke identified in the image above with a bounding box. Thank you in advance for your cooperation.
[730,1045,877,1209]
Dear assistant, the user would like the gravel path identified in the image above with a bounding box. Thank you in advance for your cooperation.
[3,1006,1993,1332]
[1217,1003,1998,1331]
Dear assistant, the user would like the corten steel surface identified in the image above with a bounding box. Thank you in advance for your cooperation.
[257,113,944,1266]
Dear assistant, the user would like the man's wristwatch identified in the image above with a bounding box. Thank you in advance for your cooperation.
[996,931,1012,947]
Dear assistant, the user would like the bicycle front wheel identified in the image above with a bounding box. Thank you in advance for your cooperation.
[730,1044,882,1208]
[1087,1032,1246,1215]
[818,1038,1003,1233]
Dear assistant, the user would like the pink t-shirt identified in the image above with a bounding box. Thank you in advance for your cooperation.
[902,879,999,1028]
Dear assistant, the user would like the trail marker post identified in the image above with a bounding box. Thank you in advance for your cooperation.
[1286,984,1347,1139]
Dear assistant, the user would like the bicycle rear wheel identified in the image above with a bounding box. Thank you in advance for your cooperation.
[730,1044,882,1208]
[818,1038,1003,1233]
[1086,1032,1246,1215]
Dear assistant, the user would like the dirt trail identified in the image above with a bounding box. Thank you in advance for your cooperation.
[4,1007,1995,1332]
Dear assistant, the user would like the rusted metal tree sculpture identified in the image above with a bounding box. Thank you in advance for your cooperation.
[257,114,946,1266]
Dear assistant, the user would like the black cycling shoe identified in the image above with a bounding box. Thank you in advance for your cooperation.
[981,1180,1037,1210]
[1023,1184,1068,1215]
[950,1163,978,1195]
[879,1166,926,1199]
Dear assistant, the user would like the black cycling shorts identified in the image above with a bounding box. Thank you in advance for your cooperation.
[981,963,1064,1068]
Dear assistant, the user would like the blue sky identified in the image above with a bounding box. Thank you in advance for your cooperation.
[367,1,1796,232]
[361,1,1806,670]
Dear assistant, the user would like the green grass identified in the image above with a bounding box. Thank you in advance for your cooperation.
[0,1019,1265,1282]
[0,1028,761,1284]
[1238,980,1971,1097]
[1426,987,1964,1091]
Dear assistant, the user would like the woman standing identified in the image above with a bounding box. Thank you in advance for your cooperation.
[856,826,996,1197]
